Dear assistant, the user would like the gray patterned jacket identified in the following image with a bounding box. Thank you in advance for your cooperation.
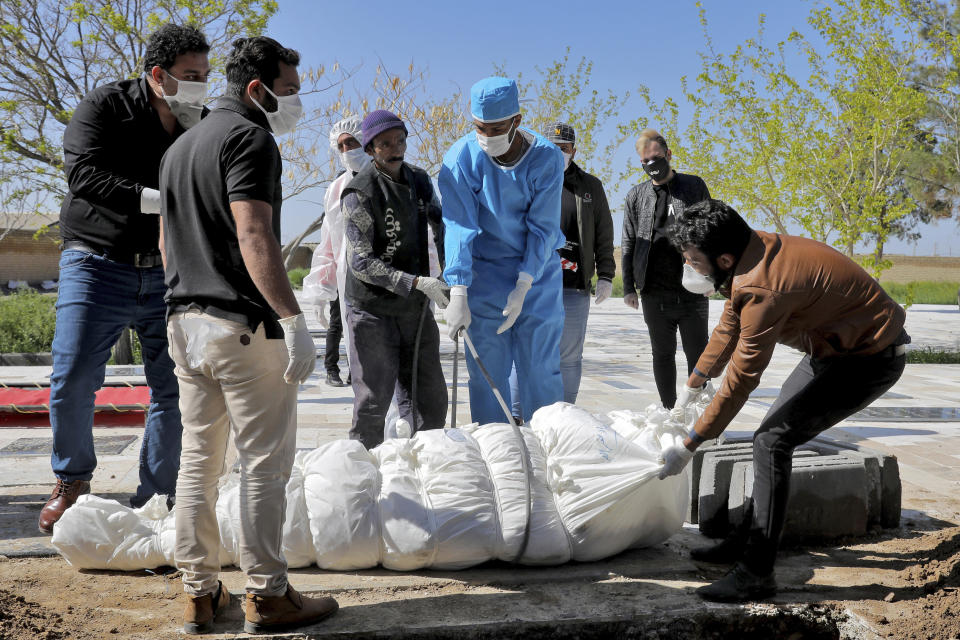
[621,172,710,295]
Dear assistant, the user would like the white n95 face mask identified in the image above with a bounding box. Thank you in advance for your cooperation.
[341,147,367,172]
[161,71,207,129]
[681,263,716,295]
[253,85,303,136]
[477,121,516,158]
[562,151,572,171]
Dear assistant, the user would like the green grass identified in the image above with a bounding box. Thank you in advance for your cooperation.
[880,281,958,306]
[905,347,960,364]
[288,268,309,290]
[604,275,958,306]
[0,291,57,353]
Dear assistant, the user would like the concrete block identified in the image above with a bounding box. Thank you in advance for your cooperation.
[805,438,902,529]
[688,440,752,525]
[696,445,816,537]
[728,456,870,542]
[879,454,902,528]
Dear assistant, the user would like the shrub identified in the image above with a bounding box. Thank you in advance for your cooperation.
[288,268,309,290]
[0,291,57,353]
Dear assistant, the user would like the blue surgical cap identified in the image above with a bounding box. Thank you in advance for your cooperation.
[470,77,521,123]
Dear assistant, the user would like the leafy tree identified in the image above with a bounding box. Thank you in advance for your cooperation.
[279,59,466,263]
[908,0,960,219]
[0,0,276,231]
[498,49,630,187]
[628,0,929,276]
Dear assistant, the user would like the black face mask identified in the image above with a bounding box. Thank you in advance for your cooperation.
[642,155,671,181]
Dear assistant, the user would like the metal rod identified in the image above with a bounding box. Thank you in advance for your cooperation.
[449,330,459,430]
[461,331,515,425]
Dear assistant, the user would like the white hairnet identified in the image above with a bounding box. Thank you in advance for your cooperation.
[329,116,363,151]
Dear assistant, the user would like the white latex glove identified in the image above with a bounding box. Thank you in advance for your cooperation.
[446,285,470,340]
[414,276,450,309]
[624,292,639,309]
[595,279,613,305]
[669,405,687,424]
[278,313,316,385]
[141,187,161,214]
[658,442,695,479]
[497,272,534,334]
[315,305,329,330]
[676,383,704,409]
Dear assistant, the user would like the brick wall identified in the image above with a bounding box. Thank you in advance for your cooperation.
[0,231,60,283]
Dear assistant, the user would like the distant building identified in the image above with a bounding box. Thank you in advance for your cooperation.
[0,213,60,286]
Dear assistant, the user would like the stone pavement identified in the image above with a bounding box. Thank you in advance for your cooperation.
[0,297,958,637]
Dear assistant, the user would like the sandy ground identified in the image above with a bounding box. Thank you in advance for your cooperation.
[2,492,959,640]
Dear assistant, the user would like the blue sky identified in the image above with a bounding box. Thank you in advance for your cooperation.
[268,0,960,257]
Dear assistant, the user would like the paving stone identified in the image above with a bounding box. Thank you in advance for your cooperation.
[696,444,817,536]
[728,456,871,542]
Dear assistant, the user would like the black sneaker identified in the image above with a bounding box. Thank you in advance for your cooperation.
[690,534,746,564]
[696,563,777,603]
[326,372,346,387]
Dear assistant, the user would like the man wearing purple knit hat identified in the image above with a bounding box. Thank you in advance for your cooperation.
[340,109,449,448]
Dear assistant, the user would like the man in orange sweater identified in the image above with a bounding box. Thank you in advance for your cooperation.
[659,199,909,603]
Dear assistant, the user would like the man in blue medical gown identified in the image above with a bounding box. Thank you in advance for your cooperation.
[439,76,565,425]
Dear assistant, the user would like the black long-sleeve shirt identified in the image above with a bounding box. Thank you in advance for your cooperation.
[59,77,188,253]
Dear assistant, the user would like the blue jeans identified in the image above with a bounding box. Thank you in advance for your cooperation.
[49,250,181,506]
[510,288,590,417]
[558,288,590,404]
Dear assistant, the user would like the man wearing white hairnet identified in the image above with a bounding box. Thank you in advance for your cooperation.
[302,116,367,387]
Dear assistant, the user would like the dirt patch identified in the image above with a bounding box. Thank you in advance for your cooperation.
[3,525,960,639]
[837,526,960,640]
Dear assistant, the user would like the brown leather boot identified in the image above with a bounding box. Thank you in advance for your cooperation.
[38,479,90,534]
[244,584,338,634]
[183,581,231,635]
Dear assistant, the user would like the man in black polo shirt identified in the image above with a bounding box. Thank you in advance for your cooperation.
[159,37,337,635]
[39,23,210,535]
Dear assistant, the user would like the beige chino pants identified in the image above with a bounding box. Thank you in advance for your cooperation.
[167,310,297,596]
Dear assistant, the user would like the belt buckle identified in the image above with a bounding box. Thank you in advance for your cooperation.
[133,252,159,268]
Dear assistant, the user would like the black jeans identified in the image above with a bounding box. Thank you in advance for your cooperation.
[345,303,447,449]
[640,291,709,408]
[324,297,344,375]
[743,346,907,575]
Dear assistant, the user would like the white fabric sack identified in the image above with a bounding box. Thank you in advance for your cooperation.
[302,439,381,570]
[374,428,499,570]
[52,494,168,571]
[212,479,241,567]
[282,452,315,568]
[530,402,688,562]
[461,422,570,565]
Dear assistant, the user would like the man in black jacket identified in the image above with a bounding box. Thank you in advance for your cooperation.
[342,110,449,449]
[622,128,712,409]
[39,23,210,535]
[545,122,616,403]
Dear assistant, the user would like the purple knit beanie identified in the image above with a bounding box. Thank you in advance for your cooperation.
[361,110,407,150]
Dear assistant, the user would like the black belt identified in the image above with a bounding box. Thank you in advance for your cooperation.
[62,240,162,268]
